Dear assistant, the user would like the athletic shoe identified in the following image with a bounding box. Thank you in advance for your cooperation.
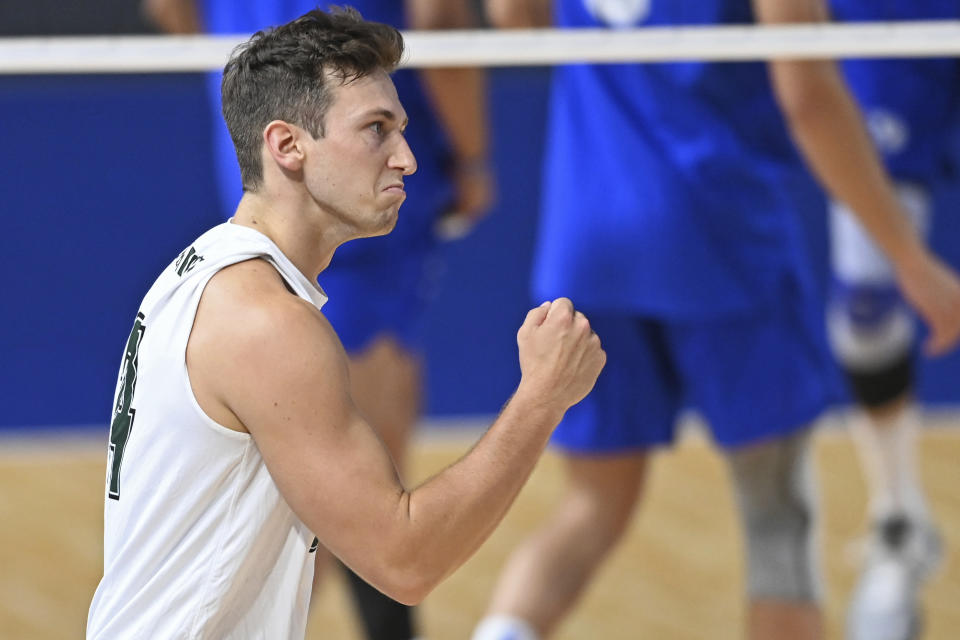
[846,514,942,640]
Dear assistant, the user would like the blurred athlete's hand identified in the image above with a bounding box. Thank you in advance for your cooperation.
[435,161,495,240]
[896,250,960,356]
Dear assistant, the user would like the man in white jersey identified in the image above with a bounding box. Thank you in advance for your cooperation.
[85,8,606,639]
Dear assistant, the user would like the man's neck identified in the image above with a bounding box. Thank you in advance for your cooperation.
[231,190,343,280]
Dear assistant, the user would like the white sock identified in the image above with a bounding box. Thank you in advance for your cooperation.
[472,615,540,640]
[849,403,928,523]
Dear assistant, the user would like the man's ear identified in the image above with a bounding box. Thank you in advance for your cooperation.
[262,120,304,173]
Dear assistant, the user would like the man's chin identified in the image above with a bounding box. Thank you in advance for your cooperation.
[361,210,399,238]
[376,217,398,236]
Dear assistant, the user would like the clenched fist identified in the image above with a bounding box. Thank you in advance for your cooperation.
[515,298,606,414]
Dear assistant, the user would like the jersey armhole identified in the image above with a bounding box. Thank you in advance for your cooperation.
[180,270,253,442]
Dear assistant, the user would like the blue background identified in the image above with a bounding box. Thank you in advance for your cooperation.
[2,68,959,431]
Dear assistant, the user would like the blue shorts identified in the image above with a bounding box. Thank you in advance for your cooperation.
[553,295,839,453]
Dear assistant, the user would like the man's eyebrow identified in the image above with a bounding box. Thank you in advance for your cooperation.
[358,108,408,127]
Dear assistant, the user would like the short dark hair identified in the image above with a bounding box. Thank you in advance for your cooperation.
[221,6,404,191]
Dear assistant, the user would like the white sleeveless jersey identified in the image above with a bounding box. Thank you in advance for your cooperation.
[87,222,328,639]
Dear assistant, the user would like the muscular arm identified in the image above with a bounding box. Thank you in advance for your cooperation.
[754,0,960,354]
[189,260,604,604]
[407,0,494,220]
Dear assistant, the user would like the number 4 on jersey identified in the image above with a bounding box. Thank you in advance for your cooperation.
[107,312,146,500]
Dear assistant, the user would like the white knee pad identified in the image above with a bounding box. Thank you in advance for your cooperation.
[728,431,820,602]
[826,286,913,371]
[828,184,929,370]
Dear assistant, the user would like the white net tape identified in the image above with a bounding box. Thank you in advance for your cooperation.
[2,21,960,74]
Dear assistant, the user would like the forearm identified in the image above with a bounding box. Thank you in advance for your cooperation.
[307,299,604,602]
[754,0,924,269]
[419,67,490,166]
[771,59,925,268]
[387,386,562,600]
[408,0,489,166]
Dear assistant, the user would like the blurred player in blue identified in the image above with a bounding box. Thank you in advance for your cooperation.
[475,1,960,639]
[144,1,494,638]
[826,3,960,639]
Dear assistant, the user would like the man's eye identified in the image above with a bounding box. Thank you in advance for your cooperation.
[369,122,384,135]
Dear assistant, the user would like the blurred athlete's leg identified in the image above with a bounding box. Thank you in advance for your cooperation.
[827,187,940,640]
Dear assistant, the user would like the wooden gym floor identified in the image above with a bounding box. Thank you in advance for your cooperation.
[1,416,958,639]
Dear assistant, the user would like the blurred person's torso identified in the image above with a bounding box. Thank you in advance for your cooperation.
[535,0,818,318]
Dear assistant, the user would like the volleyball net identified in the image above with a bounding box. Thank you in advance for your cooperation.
[2,20,960,74]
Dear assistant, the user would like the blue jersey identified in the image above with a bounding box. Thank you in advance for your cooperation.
[201,0,454,264]
[830,0,960,184]
[534,0,821,318]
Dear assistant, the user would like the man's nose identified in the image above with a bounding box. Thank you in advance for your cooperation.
[390,136,417,176]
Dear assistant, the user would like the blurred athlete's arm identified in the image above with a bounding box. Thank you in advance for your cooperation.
[754,0,960,355]
[142,0,200,33]
[408,0,495,223]
[485,0,552,28]
[188,260,605,605]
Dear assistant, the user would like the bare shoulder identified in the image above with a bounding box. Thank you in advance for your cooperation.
[188,258,348,432]
[203,258,331,333]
